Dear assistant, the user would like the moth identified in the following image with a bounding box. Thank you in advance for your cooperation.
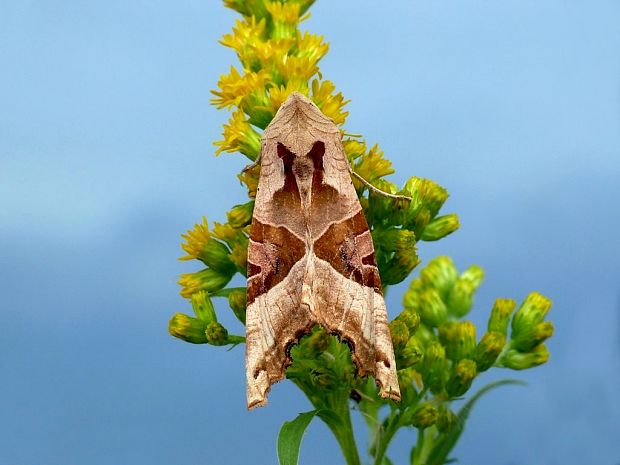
[245,92,404,409]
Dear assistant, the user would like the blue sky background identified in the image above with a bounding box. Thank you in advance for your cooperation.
[1,1,619,464]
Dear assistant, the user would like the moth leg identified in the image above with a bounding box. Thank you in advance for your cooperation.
[241,154,262,173]
[348,167,411,202]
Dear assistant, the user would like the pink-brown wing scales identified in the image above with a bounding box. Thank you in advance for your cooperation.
[308,138,400,401]
[245,140,314,409]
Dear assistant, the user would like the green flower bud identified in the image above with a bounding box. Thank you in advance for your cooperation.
[420,256,458,297]
[230,241,249,276]
[178,268,233,298]
[436,406,458,432]
[380,229,420,286]
[420,214,460,241]
[205,321,229,346]
[415,323,437,346]
[446,358,477,397]
[390,319,410,352]
[447,278,476,318]
[420,341,447,394]
[191,291,217,323]
[403,278,424,310]
[227,287,247,324]
[488,298,517,335]
[398,336,424,369]
[397,367,420,404]
[418,288,448,327]
[168,313,208,344]
[474,331,506,371]
[512,321,554,352]
[511,292,552,340]
[397,308,420,335]
[439,321,476,361]
[307,328,331,354]
[201,238,236,273]
[401,176,449,222]
[460,264,484,287]
[409,402,438,428]
[500,344,550,370]
[228,287,247,324]
[227,201,255,229]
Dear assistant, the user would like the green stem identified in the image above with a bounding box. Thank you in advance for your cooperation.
[329,397,362,465]
[293,380,361,465]
[372,410,401,465]
[411,427,436,465]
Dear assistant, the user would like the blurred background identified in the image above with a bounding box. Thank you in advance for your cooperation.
[1,1,619,464]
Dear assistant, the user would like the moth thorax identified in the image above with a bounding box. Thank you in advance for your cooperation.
[292,156,315,182]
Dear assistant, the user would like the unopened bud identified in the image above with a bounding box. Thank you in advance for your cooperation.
[396,309,420,335]
[446,358,477,397]
[439,321,476,361]
[488,298,516,335]
[409,402,438,428]
[381,229,419,285]
[474,331,506,371]
[398,337,424,369]
[307,327,331,354]
[178,268,233,298]
[447,278,476,318]
[420,256,458,297]
[419,288,448,327]
[511,292,552,340]
[436,407,458,432]
[227,201,254,229]
[420,341,447,394]
[500,344,550,370]
[230,241,249,275]
[511,321,554,352]
[168,313,207,344]
[205,321,229,346]
[460,264,484,287]
[403,279,425,310]
[201,238,235,273]
[191,291,217,323]
[390,319,410,353]
[420,214,459,241]
[227,288,247,324]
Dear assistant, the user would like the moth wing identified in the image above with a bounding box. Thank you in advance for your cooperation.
[245,142,312,409]
[310,136,401,401]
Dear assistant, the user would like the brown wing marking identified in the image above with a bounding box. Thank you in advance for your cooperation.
[313,211,382,295]
[247,221,305,305]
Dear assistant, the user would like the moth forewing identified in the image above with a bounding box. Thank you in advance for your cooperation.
[245,92,400,409]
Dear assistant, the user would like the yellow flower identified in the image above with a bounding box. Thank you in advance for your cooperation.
[265,79,310,113]
[350,142,394,185]
[220,17,267,69]
[230,239,249,275]
[237,167,260,198]
[295,32,329,64]
[311,79,349,126]
[214,109,262,160]
[180,217,211,261]
[276,55,320,83]
[168,313,208,344]
[211,67,270,110]
[178,269,232,298]
[265,1,306,39]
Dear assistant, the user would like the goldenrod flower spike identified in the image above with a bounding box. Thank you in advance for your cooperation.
[169,2,555,464]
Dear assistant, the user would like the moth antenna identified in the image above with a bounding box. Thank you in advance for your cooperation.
[349,168,411,202]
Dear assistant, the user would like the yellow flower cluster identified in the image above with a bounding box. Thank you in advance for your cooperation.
[211,0,348,176]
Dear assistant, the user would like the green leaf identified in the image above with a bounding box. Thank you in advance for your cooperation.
[277,409,346,465]
[278,410,318,465]
[425,379,525,465]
